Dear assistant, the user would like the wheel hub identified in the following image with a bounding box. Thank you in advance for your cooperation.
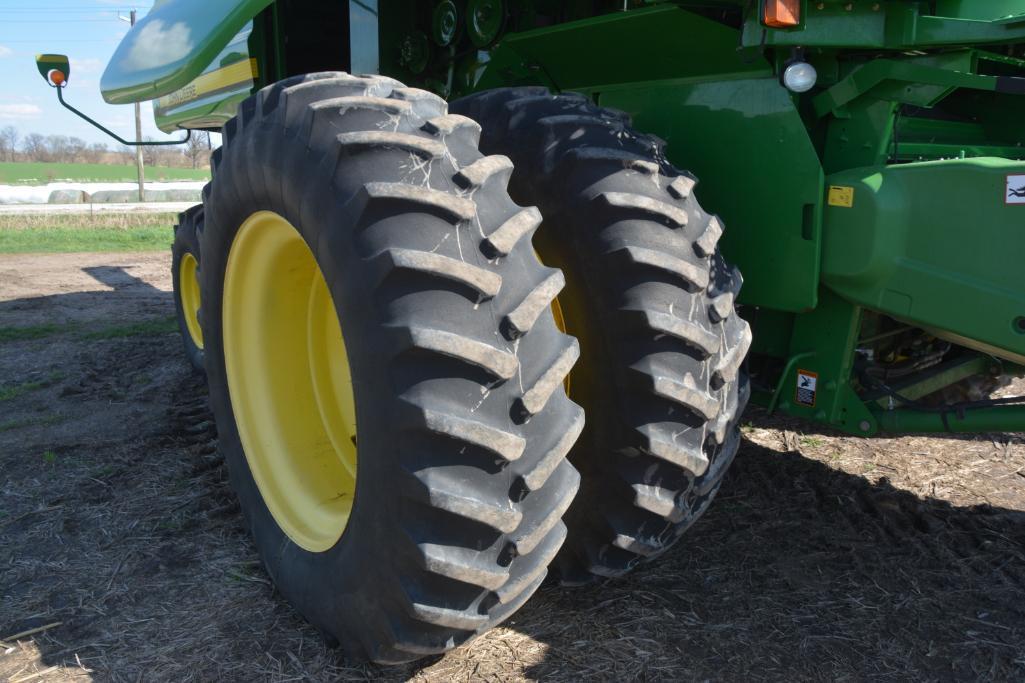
[223,211,357,552]
[179,251,204,350]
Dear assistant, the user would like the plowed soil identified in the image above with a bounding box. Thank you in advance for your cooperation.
[2,251,1023,682]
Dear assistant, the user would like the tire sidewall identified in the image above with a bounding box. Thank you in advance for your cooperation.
[201,77,584,661]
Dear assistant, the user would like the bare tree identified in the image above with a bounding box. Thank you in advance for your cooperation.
[141,136,159,167]
[183,131,210,169]
[67,137,87,163]
[84,142,108,164]
[115,144,137,164]
[0,126,18,162]
[46,135,72,163]
[22,133,48,161]
[13,130,200,168]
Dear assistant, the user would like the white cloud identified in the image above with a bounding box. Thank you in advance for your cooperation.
[0,45,12,58]
[125,20,192,70]
[0,104,43,120]
[71,57,103,75]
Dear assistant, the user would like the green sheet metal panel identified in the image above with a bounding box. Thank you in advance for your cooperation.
[742,1,1025,50]
[472,5,824,312]
[475,5,765,92]
[821,157,1025,360]
[603,79,825,312]
[153,23,257,132]
[935,1,1025,21]
[100,0,272,105]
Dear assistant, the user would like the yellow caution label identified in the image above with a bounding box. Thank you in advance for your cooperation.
[828,185,855,208]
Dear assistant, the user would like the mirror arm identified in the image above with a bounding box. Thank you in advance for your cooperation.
[55,86,190,147]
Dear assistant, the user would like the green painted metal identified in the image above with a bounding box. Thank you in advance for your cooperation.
[469,6,825,312]
[100,0,272,105]
[54,86,191,147]
[604,78,825,312]
[759,288,879,436]
[88,0,1025,434]
[474,5,764,93]
[36,51,192,145]
[813,55,1003,119]
[35,54,70,84]
[821,157,1025,362]
[153,23,257,133]
[874,404,1025,433]
[936,1,1025,21]
[865,355,991,408]
[742,1,1025,50]
[816,50,1025,172]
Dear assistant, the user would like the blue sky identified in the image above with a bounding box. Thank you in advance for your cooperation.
[0,1,188,146]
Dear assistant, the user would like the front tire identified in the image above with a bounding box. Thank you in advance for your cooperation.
[200,74,583,663]
[453,88,752,582]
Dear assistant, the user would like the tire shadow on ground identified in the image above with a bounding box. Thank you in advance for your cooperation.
[500,436,1025,681]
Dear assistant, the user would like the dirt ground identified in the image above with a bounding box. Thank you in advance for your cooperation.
[1,251,1023,682]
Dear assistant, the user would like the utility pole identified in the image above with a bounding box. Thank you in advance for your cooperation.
[120,9,145,201]
[130,9,144,202]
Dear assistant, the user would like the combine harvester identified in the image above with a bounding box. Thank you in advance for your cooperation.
[38,0,1025,663]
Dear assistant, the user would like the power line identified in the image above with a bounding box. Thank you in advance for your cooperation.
[0,39,123,43]
[0,3,153,8]
[0,8,151,13]
[0,19,126,22]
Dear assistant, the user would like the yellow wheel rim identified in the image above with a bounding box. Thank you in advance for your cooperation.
[549,293,571,395]
[535,249,572,395]
[223,211,357,553]
[179,252,204,350]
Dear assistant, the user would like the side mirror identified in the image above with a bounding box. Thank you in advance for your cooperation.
[35,51,190,148]
[36,54,70,87]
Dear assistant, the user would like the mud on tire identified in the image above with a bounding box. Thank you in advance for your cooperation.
[452,88,752,582]
[199,73,583,663]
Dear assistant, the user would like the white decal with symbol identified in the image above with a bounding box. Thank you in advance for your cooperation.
[1007,174,1025,205]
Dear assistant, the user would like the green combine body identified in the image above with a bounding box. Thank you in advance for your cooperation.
[100,0,1025,436]
[36,0,1021,663]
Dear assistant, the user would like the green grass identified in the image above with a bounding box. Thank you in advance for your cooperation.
[0,225,171,253]
[0,370,64,401]
[0,380,45,402]
[0,414,64,433]
[0,213,174,254]
[0,324,62,342]
[0,162,209,185]
[2,317,178,344]
[80,316,178,340]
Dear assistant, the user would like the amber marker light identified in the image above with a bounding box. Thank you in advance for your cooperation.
[763,0,801,27]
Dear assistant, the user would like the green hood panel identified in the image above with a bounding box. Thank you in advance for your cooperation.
[100,0,272,105]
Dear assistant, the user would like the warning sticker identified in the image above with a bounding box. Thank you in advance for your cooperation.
[828,185,854,208]
[796,369,818,407]
[1007,175,1025,205]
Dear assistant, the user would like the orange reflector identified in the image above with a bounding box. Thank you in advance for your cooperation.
[48,69,66,87]
[763,0,801,27]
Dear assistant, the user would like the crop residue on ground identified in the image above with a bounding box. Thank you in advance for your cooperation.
[0,248,1023,682]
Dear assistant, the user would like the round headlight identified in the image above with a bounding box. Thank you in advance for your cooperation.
[783,61,818,93]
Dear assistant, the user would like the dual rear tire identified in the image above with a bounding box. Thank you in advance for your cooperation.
[175,73,749,663]
[452,89,752,582]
